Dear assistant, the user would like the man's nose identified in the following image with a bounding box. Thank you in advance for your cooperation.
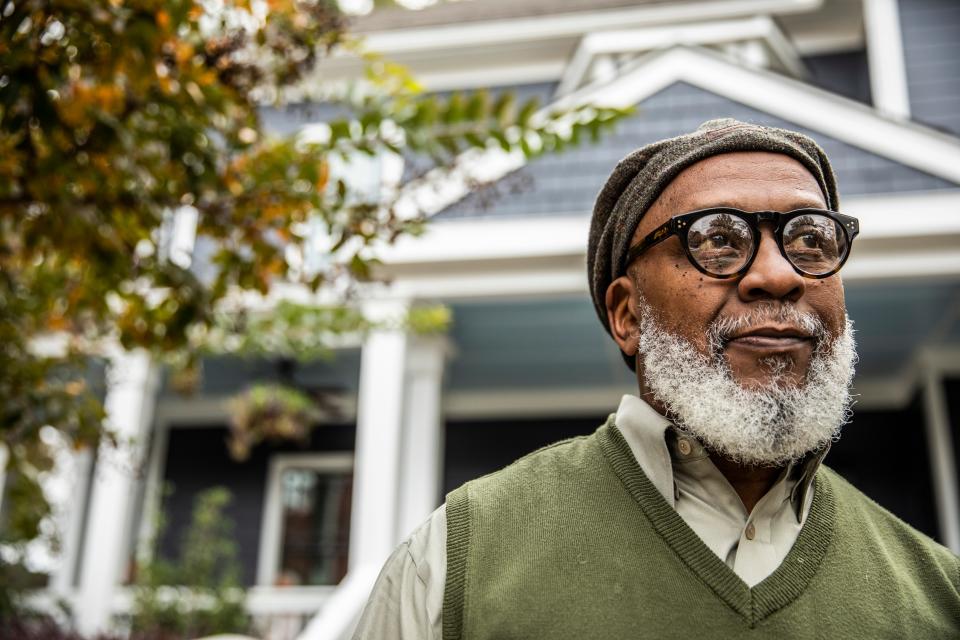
[737,227,805,302]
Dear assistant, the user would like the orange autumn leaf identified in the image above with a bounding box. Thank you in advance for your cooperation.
[316,159,329,191]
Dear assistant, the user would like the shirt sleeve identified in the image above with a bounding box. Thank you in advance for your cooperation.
[353,506,447,640]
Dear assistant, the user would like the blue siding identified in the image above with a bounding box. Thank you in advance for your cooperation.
[437,82,957,220]
[899,0,960,136]
[802,50,872,106]
[259,82,558,138]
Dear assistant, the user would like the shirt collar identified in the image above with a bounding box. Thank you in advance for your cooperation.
[614,394,828,522]
[614,394,675,507]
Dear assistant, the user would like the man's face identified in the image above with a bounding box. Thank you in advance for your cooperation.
[609,151,848,391]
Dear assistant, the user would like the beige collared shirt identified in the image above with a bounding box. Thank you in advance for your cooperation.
[353,395,824,640]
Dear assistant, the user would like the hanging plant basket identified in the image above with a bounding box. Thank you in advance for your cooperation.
[225,384,323,461]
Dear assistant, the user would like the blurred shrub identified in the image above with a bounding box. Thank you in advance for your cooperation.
[130,487,248,640]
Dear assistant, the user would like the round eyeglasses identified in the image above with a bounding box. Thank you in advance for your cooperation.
[625,208,860,279]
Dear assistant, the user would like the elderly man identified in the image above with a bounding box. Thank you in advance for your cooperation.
[354,119,960,639]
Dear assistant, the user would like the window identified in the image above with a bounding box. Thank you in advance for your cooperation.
[257,453,353,587]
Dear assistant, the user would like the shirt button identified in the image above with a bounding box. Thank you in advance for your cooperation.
[745,523,756,541]
[677,438,692,456]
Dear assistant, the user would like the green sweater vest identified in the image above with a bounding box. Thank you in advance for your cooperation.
[443,418,960,639]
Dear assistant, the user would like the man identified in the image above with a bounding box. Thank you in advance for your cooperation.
[354,119,960,638]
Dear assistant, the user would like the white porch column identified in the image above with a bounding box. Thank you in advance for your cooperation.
[75,349,159,635]
[923,367,960,553]
[0,443,7,518]
[863,0,911,119]
[48,448,94,596]
[348,300,411,570]
[396,336,448,541]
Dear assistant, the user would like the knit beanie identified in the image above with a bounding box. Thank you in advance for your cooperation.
[587,118,839,369]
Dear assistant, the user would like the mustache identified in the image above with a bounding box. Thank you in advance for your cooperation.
[707,303,828,354]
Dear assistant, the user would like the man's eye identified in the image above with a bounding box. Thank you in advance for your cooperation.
[704,231,743,249]
[786,228,825,249]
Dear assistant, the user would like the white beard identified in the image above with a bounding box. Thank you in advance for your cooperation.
[636,298,857,467]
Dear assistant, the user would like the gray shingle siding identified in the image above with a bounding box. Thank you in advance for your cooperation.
[802,50,872,106]
[260,82,558,139]
[899,0,960,136]
[436,82,957,220]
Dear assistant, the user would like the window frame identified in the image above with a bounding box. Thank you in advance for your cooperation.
[256,452,354,587]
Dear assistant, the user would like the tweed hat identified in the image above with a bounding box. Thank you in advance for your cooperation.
[587,118,840,366]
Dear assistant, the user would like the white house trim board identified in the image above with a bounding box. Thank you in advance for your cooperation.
[396,337,448,542]
[862,0,911,119]
[378,191,960,274]
[401,45,960,222]
[357,0,822,55]
[256,452,354,587]
[560,46,960,183]
[393,147,526,221]
[0,444,7,538]
[556,16,805,96]
[297,564,381,640]
[923,367,960,553]
[349,300,411,570]
[75,350,160,636]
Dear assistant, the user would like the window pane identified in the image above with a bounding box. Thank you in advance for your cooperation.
[277,468,352,586]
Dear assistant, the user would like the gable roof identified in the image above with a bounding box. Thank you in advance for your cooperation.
[394,46,960,220]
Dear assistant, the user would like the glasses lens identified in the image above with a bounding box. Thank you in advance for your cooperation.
[782,213,847,275]
[687,212,753,276]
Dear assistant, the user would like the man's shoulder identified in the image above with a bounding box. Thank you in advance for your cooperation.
[819,465,959,570]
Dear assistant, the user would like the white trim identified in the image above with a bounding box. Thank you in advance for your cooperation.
[922,367,960,553]
[394,147,526,221]
[75,350,160,636]
[297,564,380,640]
[441,372,943,419]
[349,303,411,570]
[136,418,171,564]
[152,393,357,427]
[396,337,449,540]
[444,387,633,420]
[256,452,355,587]
[245,584,336,615]
[402,45,960,220]
[922,346,960,377]
[50,449,95,594]
[139,391,358,588]
[410,61,567,92]
[374,192,960,298]
[789,28,865,57]
[863,0,911,119]
[562,46,960,181]
[0,443,7,522]
[357,0,822,54]
[556,16,805,96]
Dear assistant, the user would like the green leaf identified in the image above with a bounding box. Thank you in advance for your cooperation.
[518,97,540,127]
[493,93,515,125]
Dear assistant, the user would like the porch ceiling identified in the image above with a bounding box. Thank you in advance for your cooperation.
[443,280,960,398]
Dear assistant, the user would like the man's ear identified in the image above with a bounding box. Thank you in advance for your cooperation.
[605,275,639,358]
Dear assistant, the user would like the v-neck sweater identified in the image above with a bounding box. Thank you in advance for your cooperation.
[443,418,960,639]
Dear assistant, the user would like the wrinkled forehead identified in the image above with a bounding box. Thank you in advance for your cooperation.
[636,152,829,238]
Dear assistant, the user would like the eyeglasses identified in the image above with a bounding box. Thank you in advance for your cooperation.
[625,207,860,279]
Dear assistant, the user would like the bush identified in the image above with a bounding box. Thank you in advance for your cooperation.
[130,487,249,640]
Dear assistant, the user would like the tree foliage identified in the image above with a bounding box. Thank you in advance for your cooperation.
[0,0,629,599]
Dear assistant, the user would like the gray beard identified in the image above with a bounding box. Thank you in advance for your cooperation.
[636,298,857,467]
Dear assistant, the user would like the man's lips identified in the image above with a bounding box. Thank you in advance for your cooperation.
[725,327,814,350]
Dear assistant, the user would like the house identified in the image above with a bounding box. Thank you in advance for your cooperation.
[30,0,960,638]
